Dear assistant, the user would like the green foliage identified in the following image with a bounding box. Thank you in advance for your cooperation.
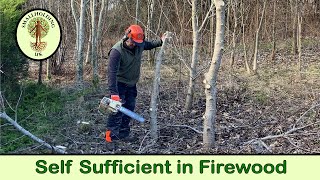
[1,82,66,153]
[0,0,28,97]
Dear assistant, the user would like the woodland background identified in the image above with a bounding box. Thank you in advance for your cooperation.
[0,0,320,154]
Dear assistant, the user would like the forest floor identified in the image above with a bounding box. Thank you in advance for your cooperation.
[1,39,320,154]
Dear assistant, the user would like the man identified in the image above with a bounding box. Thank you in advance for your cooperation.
[101,24,164,145]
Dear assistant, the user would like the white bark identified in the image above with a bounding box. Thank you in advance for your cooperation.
[76,0,87,86]
[97,0,107,60]
[150,32,170,141]
[147,0,155,63]
[91,0,99,84]
[97,0,106,43]
[230,0,238,69]
[297,5,302,72]
[252,0,267,74]
[240,0,251,74]
[85,28,92,64]
[71,0,79,56]
[0,112,66,154]
[185,0,199,110]
[203,0,225,148]
[210,0,215,55]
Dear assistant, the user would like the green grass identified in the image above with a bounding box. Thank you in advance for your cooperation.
[0,82,68,153]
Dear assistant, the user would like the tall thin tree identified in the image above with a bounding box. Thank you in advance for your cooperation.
[252,0,267,74]
[91,0,99,85]
[203,0,225,148]
[74,0,87,87]
[185,0,199,110]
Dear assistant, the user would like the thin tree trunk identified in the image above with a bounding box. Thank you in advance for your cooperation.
[241,0,251,74]
[210,0,215,56]
[150,32,170,141]
[46,59,51,80]
[185,0,199,110]
[54,2,65,75]
[297,5,302,73]
[97,0,106,59]
[230,0,237,69]
[227,0,230,44]
[85,29,92,64]
[91,0,99,85]
[270,0,276,64]
[76,0,87,87]
[38,61,42,85]
[135,0,139,24]
[46,0,52,81]
[203,0,225,149]
[147,0,155,65]
[252,0,267,74]
[71,0,79,61]
[290,0,298,55]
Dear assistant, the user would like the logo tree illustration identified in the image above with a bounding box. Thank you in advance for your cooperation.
[28,17,49,51]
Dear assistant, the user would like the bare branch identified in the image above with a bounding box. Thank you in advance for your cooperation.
[294,103,320,128]
[0,112,66,154]
[244,120,320,145]
[198,2,215,32]
[15,88,23,122]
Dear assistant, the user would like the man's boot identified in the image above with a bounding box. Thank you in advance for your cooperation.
[104,130,119,151]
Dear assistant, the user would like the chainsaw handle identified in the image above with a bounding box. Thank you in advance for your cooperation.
[100,97,145,123]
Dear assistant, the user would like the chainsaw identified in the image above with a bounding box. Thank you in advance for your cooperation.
[99,97,145,123]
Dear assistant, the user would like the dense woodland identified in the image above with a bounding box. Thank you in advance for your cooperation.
[0,0,320,154]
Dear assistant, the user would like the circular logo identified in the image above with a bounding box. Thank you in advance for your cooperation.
[16,9,61,61]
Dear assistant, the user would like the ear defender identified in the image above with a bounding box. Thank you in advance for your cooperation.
[122,29,131,42]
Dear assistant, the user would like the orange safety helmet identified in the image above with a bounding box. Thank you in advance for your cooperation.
[124,25,145,45]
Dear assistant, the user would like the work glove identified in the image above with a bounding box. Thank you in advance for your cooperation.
[161,31,171,42]
[111,95,120,101]
[98,95,121,115]
[161,32,167,42]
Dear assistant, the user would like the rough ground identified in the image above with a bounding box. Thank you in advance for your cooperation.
[4,42,320,154]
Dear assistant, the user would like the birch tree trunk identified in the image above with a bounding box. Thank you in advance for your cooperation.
[76,0,87,86]
[297,4,302,73]
[97,0,106,60]
[85,28,92,64]
[203,0,225,149]
[290,0,298,55]
[185,0,199,110]
[150,32,170,141]
[147,0,155,64]
[241,0,251,74]
[252,0,267,74]
[71,0,79,60]
[91,0,99,85]
[230,0,238,69]
[210,0,215,56]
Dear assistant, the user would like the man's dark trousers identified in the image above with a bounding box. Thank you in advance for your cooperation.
[107,82,137,140]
